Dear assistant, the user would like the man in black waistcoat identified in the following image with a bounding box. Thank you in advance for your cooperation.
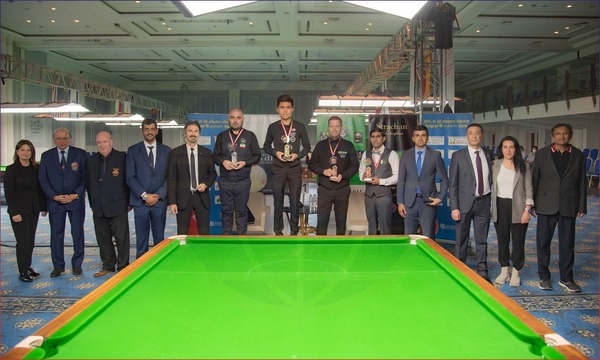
[213,108,262,235]
[308,116,358,235]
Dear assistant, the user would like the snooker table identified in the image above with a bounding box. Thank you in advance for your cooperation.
[6,235,584,359]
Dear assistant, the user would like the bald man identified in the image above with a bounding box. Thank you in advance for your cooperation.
[86,131,130,277]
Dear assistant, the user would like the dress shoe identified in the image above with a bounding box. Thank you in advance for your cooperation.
[72,267,83,276]
[93,269,115,277]
[481,274,492,284]
[19,273,33,282]
[50,269,65,278]
[28,268,41,278]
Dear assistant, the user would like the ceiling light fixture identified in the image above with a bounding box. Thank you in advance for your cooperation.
[344,1,427,19]
[54,113,144,122]
[1,102,90,114]
[176,1,256,17]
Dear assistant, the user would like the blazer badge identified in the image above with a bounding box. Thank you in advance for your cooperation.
[71,162,79,171]
[112,168,120,176]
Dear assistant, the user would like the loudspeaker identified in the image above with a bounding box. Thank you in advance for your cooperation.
[434,3,455,49]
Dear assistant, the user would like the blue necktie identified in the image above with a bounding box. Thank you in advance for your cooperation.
[148,146,154,171]
[416,151,422,194]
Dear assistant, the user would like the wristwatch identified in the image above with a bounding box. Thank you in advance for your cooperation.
[142,193,148,201]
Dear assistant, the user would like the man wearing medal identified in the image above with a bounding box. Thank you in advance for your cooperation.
[213,108,261,235]
[358,128,399,235]
[308,116,359,235]
[263,95,311,236]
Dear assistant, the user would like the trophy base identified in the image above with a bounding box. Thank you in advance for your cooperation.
[363,178,372,182]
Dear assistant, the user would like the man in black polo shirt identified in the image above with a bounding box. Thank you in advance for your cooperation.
[532,123,587,293]
[263,95,311,235]
[308,116,358,235]
[213,108,262,235]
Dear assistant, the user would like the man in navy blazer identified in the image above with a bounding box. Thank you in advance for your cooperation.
[397,125,448,239]
[533,123,587,293]
[168,120,217,235]
[39,128,87,277]
[87,131,130,277]
[126,118,171,258]
[449,123,494,282]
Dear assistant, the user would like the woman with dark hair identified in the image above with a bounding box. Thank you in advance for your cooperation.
[3,140,47,282]
[491,136,533,287]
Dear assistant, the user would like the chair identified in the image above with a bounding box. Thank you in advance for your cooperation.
[589,148,599,161]
[241,192,270,234]
[583,148,590,158]
[346,191,368,234]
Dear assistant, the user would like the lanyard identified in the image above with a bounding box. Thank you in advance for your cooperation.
[372,148,383,169]
[329,138,340,157]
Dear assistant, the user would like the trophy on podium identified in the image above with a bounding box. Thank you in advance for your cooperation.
[363,158,372,182]
[329,156,338,180]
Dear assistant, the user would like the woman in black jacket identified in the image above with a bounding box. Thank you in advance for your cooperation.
[4,139,47,282]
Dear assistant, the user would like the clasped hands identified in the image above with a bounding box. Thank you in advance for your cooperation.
[275,151,298,162]
[53,194,78,204]
[323,168,342,183]
[223,160,246,171]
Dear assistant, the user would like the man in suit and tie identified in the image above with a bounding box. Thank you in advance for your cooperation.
[168,120,217,235]
[533,123,587,293]
[39,128,87,277]
[126,118,171,258]
[397,125,448,239]
[86,131,130,277]
[449,123,493,282]
[359,128,399,235]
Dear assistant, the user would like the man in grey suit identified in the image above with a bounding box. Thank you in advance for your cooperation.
[533,123,587,293]
[397,125,448,239]
[126,118,171,258]
[449,123,493,282]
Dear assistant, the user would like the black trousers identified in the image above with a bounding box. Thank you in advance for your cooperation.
[316,185,350,235]
[177,193,210,235]
[536,212,576,282]
[493,197,527,270]
[10,213,40,274]
[272,165,302,235]
[219,177,251,235]
[455,194,491,276]
[93,213,130,272]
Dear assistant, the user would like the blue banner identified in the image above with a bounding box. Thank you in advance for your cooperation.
[422,113,473,241]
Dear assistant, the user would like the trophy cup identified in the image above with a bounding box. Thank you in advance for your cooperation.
[363,158,372,182]
[329,156,338,180]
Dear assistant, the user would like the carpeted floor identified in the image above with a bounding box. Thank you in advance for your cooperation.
[1,195,598,358]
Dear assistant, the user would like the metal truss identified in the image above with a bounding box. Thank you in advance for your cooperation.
[412,18,444,115]
[344,23,414,96]
[1,54,187,116]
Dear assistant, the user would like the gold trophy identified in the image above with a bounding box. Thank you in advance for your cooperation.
[329,156,338,180]
[283,143,291,160]
[363,158,372,182]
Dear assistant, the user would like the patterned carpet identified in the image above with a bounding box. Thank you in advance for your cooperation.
[1,195,598,358]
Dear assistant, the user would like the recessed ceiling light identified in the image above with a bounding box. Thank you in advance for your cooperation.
[74,19,80,23]
[365,28,370,31]
[26,19,31,23]
[167,27,172,31]
[476,29,480,33]
[135,1,141,3]
[51,20,56,23]
[368,22,372,26]
[162,22,166,25]
[565,26,570,30]
[324,22,328,25]
[51,7,56,10]
[554,31,559,34]
[249,21,253,25]
[567,4,572,8]
[518,4,523,7]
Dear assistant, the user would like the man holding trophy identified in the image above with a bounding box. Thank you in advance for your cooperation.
[308,116,359,235]
[263,95,311,235]
[213,108,262,235]
[359,128,399,235]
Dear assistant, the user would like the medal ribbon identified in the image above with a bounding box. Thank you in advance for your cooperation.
[281,120,293,143]
[228,129,244,150]
[329,138,340,158]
